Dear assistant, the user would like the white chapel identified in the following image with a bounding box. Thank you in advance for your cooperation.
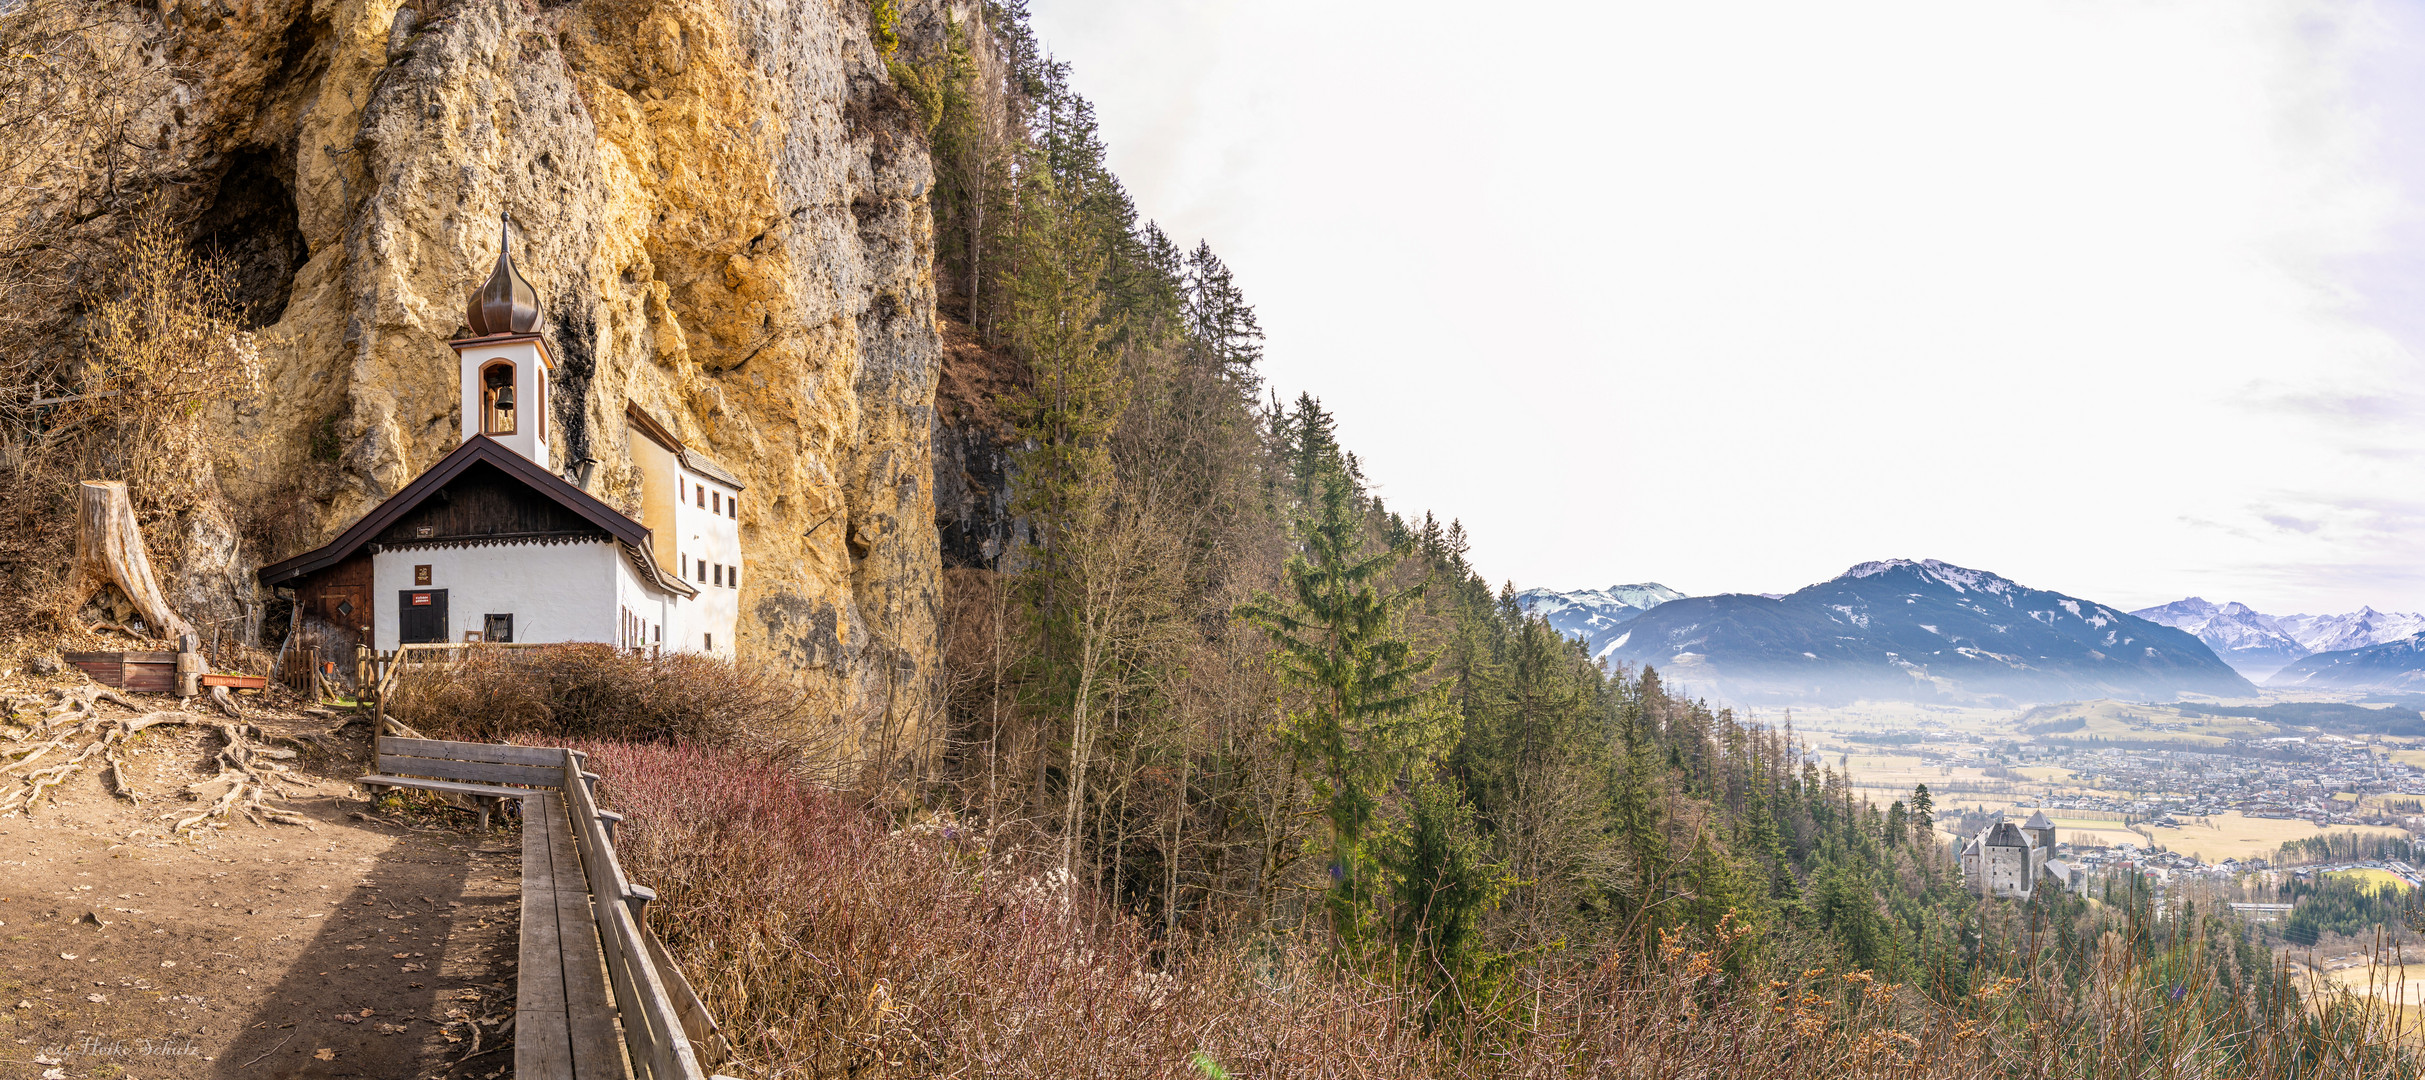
[260,220,743,660]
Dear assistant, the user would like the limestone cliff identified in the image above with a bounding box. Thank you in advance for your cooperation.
[61,0,956,755]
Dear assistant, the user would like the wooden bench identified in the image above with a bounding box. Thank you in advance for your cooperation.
[361,737,567,831]
[359,737,723,1080]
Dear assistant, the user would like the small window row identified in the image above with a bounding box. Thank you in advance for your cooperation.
[693,557,740,589]
[679,476,740,519]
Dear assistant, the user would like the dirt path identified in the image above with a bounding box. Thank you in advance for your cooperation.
[0,694,520,1080]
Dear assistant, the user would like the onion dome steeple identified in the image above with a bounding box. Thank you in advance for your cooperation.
[464,213,541,336]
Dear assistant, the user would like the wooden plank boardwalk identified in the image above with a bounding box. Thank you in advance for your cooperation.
[361,737,725,1080]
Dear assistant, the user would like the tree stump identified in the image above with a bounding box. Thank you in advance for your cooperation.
[69,480,194,644]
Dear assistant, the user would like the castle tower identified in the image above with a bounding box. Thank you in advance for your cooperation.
[2022,809,2056,852]
[451,215,554,468]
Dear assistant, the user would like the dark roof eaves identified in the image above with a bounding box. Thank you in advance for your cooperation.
[620,540,699,599]
[678,449,744,490]
[258,438,651,586]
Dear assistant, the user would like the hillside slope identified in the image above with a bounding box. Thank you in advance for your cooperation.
[2269,633,2425,692]
[1600,559,2252,705]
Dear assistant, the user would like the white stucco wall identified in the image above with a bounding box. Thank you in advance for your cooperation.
[612,547,676,654]
[372,541,619,651]
[670,466,741,656]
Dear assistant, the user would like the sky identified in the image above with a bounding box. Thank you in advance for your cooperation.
[1024,0,2425,615]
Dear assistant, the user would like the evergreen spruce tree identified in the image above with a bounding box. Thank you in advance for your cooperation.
[1608,696,1672,926]
[1678,832,1745,938]
[1181,239,1264,388]
[1237,441,1445,952]
[1383,775,1505,1011]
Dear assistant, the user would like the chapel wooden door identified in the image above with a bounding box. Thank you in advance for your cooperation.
[398,589,449,644]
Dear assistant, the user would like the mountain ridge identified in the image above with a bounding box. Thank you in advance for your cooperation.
[1534,559,2252,705]
[1513,583,1687,660]
[2129,598,2425,686]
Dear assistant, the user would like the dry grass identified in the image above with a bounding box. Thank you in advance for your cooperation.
[2157,812,2410,864]
[579,740,2425,1080]
[384,645,829,753]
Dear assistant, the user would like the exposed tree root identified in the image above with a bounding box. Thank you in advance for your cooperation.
[0,686,311,829]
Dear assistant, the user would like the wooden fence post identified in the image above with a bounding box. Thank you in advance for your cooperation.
[174,632,201,698]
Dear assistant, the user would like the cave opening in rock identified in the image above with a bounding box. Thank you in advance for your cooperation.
[193,148,307,329]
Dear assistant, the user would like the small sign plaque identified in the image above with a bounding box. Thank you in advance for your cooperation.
[411,592,432,606]
[413,564,432,586]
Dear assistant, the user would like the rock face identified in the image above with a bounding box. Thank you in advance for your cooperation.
[73,0,951,754]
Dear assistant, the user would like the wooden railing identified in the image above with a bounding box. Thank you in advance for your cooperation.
[369,641,555,698]
[560,748,729,1079]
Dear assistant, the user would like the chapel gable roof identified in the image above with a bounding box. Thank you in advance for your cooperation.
[1985,821,2030,849]
[258,435,693,597]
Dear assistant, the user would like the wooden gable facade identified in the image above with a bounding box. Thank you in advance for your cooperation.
[372,460,613,551]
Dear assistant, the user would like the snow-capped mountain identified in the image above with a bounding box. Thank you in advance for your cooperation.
[2275,608,2425,655]
[1591,559,2250,706]
[2270,633,2425,692]
[2126,597,2310,681]
[1515,583,1688,658]
[2129,599,2425,687]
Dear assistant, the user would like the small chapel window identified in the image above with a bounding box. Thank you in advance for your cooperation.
[480,361,517,435]
[728,495,737,519]
[696,484,706,509]
[714,563,723,587]
[712,491,721,515]
[729,565,739,589]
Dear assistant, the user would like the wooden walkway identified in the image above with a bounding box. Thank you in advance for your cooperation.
[363,737,724,1080]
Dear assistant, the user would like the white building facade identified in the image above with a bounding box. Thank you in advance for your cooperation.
[260,224,736,662]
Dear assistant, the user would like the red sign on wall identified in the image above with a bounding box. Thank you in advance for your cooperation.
[411,593,432,606]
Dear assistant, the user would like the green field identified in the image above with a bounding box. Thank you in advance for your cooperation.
[2327,868,2412,893]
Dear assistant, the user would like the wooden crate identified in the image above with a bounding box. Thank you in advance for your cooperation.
[60,651,178,692]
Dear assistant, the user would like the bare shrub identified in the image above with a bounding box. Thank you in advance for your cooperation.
[1,198,265,638]
[53,199,263,501]
[384,645,826,750]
